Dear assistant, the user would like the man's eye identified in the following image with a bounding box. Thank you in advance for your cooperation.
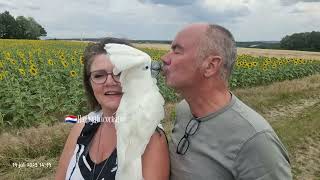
[174,50,181,54]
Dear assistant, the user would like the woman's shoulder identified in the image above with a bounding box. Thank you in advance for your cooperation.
[148,125,168,149]
[142,125,170,179]
[75,110,102,144]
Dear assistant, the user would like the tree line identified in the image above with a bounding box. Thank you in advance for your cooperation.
[0,11,47,39]
[280,31,320,52]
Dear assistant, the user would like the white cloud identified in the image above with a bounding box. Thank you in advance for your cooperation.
[280,0,319,6]
[0,0,319,40]
[203,0,251,11]
[224,0,320,41]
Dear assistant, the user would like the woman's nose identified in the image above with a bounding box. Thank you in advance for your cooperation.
[105,74,117,85]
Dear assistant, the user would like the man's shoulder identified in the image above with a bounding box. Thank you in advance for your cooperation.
[175,99,191,116]
[230,95,273,133]
[176,99,189,109]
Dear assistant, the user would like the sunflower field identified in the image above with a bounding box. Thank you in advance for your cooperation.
[0,40,320,130]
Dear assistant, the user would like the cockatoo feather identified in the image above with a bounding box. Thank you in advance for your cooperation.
[104,43,165,180]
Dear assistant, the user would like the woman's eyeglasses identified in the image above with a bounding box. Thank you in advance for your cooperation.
[90,70,121,84]
[176,118,200,155]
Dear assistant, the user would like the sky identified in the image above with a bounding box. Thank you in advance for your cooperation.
[0,0,319,41]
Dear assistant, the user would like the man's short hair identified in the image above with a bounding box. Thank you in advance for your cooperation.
[198,24,237,81]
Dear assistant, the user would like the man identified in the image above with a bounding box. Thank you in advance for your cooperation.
[161,23,292,180]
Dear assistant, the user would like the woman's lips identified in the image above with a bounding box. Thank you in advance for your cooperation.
[104,91,123,97]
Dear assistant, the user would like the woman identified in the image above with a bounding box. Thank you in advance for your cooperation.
[55,38,169,180]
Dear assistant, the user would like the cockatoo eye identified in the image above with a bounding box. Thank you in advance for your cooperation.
[114,72,121,76]
[144,66,149,70]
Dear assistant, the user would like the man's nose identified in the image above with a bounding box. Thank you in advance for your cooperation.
[161,52,171,66]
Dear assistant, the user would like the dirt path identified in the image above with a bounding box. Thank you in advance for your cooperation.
[293,137,320,180]
[264,98,320,123]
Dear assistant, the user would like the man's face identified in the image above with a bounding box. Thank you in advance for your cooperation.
[161,26,205,91]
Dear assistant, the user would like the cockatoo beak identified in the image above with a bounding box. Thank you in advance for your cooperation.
[151,61,163,78]
[104,43,151,75]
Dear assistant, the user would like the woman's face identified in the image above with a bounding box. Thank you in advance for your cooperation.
[90,54,123,114]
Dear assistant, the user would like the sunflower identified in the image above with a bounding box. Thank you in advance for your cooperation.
[59,54,65,60]
[22,59,27,65]
[10,59,17,65]
[62,61,68,68]
[29,59,35,65]
[71,57,76,64]
[30,64,37,69]
[79,56,84,65]
[69,70,77,77]
[47,59,54,65]
[29,68,38,76]
[299,60,304,64]
[19,69,26,76]
[5,52,11,59]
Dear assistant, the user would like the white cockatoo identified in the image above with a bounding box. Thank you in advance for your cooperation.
[104,43,165,180]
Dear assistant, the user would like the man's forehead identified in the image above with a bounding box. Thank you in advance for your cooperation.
[172,27,204,48]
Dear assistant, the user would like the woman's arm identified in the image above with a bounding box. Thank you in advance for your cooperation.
[55,122,85,180]
[142,130,170,180]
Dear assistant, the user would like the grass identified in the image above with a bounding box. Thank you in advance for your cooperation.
[0,124,71,179]
[233,74,320,114]
[272,103,320,179]
[0,73,319,179]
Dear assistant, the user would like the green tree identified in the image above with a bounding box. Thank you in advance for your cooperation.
[27,17,47,39]
[0,11,18,38]
[309,31,320,50]
[0,11,47,39]
[15,16,30,39]
[280,31,320,51]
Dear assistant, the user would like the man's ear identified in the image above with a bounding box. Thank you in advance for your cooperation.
[202,55,222,78]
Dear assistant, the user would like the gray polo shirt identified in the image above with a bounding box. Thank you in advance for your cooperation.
[169,94,292,180]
